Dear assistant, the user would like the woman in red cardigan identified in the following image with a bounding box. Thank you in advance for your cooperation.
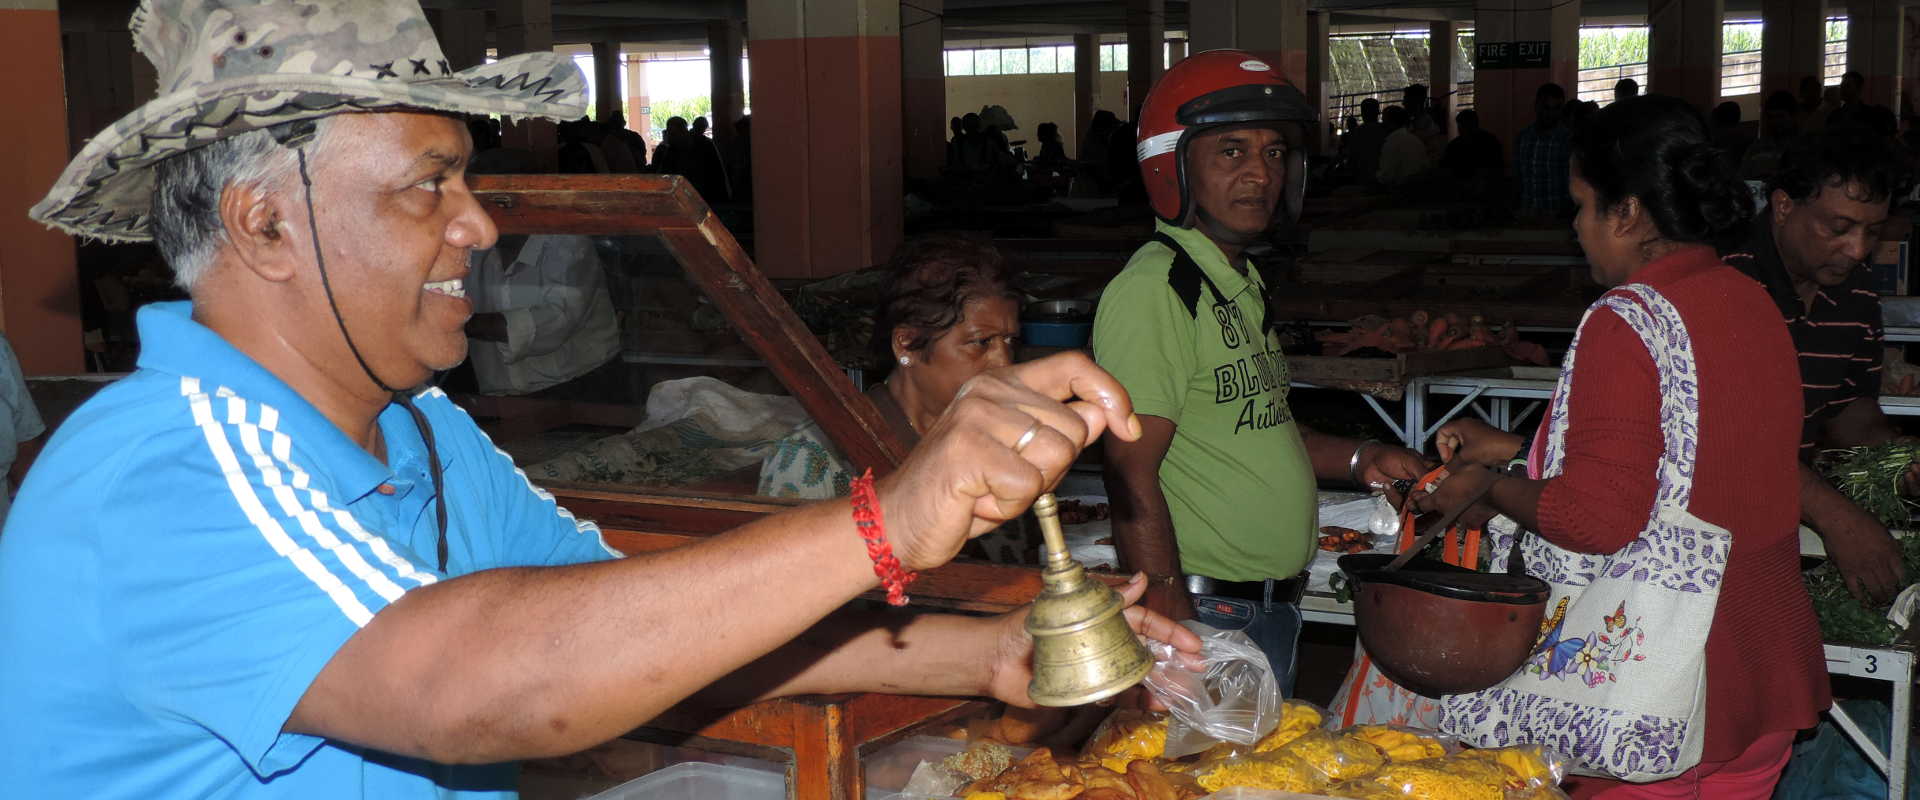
[1419,95,1829,798]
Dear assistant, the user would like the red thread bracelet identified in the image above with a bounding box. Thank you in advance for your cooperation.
[850,468,916,606]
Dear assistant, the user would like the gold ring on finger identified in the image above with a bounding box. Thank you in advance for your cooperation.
[1013,421,1042,453]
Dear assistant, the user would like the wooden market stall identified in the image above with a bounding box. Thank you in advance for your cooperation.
[465,173,1107,799]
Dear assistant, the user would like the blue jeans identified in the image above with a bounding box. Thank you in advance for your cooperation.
[1192,592,1304,698]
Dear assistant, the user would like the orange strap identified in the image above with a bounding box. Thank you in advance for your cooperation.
[1396,465,1482,568]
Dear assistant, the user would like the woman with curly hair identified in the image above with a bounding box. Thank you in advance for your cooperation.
[760,234,1021,500]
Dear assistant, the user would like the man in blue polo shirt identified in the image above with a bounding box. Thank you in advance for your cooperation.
[0,1,1188,797]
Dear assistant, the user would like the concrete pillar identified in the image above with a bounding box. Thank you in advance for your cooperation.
[627,58,653,143]
[1307,11,1331,153]
[1650,0,1725,113]
[1474,0,1579,156]
[429,8,488,72]
[592,41,621,122]
[900,0,944,182]
[2,0,82,372]
[1186,0,1308,86]
[1849,0,1903,110]
[1074,33,1097,141]
[708,19,745,151]
[1125,0,1164,118]
[496,0,559,171]
[1431,21,1458,137]
[1762,0,1826,98]
[747,0,903,278]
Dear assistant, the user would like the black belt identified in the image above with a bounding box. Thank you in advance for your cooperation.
[1186,573,1308,605]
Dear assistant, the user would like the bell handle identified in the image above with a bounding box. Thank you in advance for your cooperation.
[1030,492,1072,570]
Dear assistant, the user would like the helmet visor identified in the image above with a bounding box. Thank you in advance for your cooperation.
[1176,83,1317,127]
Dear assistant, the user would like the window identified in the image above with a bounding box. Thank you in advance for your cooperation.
[974,48,1001,75]
[1028,46,1055,73]
[1721,21,1762,96]
[1001,47,1028,74]
[1826,17,1848,85]
[1098,44,1113,72]
[1055,44,1074,73]
[946,49,973,76]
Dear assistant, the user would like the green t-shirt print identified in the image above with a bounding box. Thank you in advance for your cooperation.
[1092,223,1318,582]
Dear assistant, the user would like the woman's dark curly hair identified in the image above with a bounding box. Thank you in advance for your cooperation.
[1571,94,1753,246]
[870,234,1019,368]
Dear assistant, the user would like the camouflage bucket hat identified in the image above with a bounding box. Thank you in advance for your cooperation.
[31,0,588,242]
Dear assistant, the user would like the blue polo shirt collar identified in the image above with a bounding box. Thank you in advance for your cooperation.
[134,301,455,504]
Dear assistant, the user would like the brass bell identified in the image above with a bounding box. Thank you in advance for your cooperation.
[1024,493,1154,707]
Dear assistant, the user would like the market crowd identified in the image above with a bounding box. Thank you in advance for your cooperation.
[0,0,1914,798]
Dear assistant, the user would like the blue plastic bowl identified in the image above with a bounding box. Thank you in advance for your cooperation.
[1022,321,1093,348]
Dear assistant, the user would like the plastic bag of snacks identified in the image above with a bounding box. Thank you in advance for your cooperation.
[1159,740,1252,774]
[1452,745,1566,793]
[1504,786,1572,800]
[1252,699,1330,753]
[1190,748,1331,794]
[1328,754,1508,800]
[1144,621,1282,757]
[1340,724,1455,763]
[1277,729,1388,782]
[1081,709,1169,774]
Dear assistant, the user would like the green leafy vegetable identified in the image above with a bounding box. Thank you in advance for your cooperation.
[1807,443,1920,645]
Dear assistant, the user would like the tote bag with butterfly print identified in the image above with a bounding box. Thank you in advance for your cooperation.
[1438,284,1726,782]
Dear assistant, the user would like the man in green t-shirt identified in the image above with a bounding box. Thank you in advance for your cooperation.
[1095,51,1427,690]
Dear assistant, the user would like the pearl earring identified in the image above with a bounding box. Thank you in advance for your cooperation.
[899,356,910,366]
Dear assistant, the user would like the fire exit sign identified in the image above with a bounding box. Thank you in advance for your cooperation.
[1476,41,1551,69]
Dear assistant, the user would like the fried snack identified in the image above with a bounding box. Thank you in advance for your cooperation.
[1123,760,1183,800]
[1505,786,1572,800]
[1342,757,1505,800]
[962,794,1009,800]
[1191,749,1329,794]
[1077,763,1140,800]
[1082,710,1169,774]
[939,741,1018,782]
[961,747,1085,800]
[1453,745,1559,789]
[1343,725,1449,763]
[1279,729,1387,782]
[1253,699,1327,752]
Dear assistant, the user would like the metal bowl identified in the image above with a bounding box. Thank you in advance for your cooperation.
[1339,553,1551,697]
[1026,299,1094,322]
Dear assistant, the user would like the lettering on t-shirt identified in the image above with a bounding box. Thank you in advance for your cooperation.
[1204,295,1294,434]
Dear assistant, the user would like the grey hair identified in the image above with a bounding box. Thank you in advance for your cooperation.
[150,118,333,292]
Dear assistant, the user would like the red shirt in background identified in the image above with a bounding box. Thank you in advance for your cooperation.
[1534,245,1830,765]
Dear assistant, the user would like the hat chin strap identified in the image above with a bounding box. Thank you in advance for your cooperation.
[293,147,451,573]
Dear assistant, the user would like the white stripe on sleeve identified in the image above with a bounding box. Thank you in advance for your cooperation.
[181,376,375,627]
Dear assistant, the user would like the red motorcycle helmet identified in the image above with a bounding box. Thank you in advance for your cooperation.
[1136,49,1317,226]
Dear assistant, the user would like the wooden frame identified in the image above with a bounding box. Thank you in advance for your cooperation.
[469,173,910,476]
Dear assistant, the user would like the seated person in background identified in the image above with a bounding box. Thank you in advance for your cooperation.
[1612,77,1638,104]
[1343,98,1388,186]
[1375,104,1431,186]
[761,234,1021,499]
[1442,108,1503,179]
[463,234,624,398]
[1721,127,1913,605]
[1711,101,1755,163]
[1515,82,1572,218]
[1740,90,1800,181]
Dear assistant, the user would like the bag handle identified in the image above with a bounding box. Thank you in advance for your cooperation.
[1543,283,1704,510]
